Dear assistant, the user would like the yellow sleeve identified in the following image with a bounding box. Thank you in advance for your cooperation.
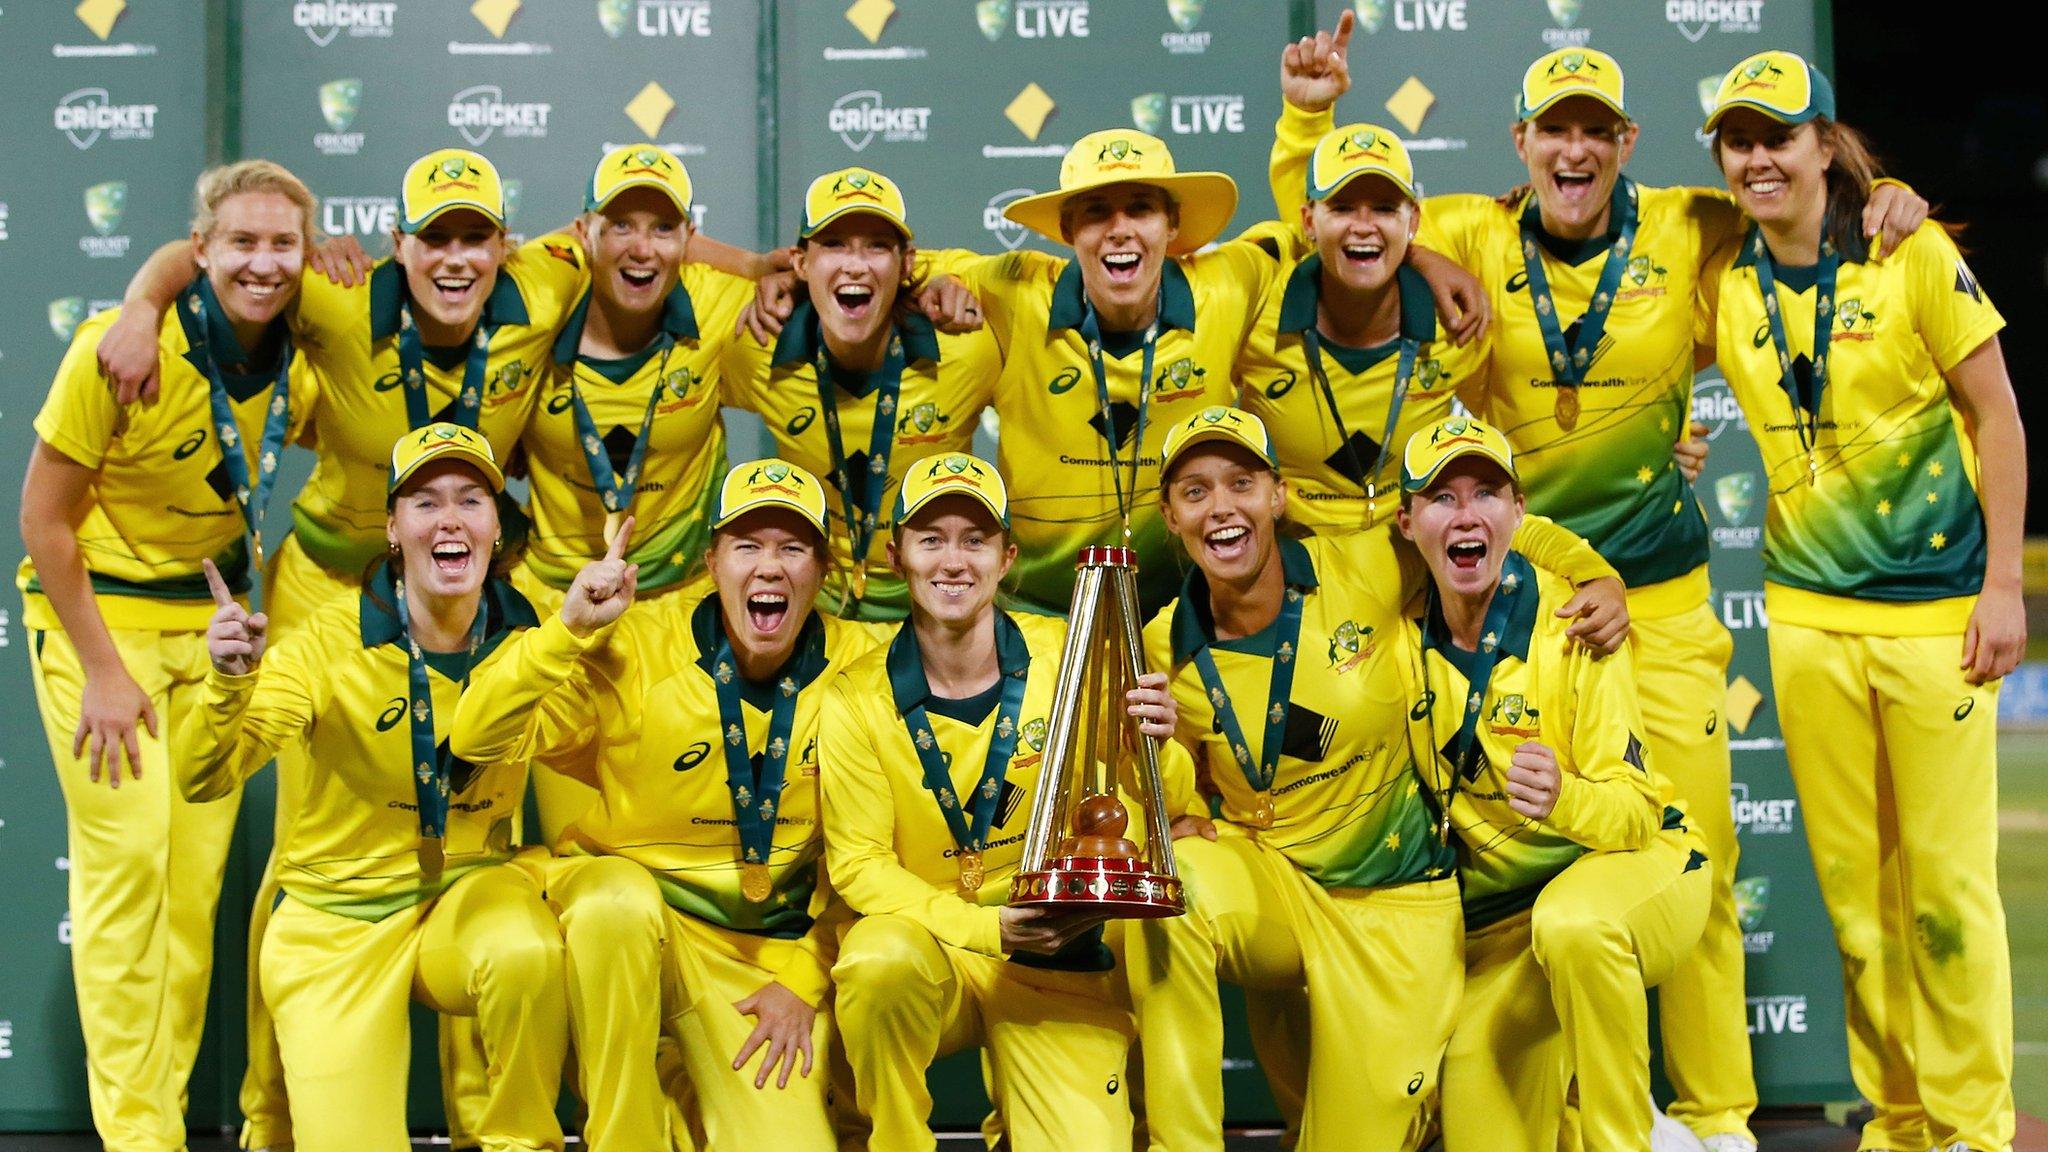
[447,615,601,772]
[915,247,1060,328]
[715,321,774,413]
[176,629,322,803]
[290,263,369,361]
[1509,513,1618,586]
[1545,641,1663,851]
[1270,101,1331,228]
[1901,224,2005,372]
[1414,193,1496,272]
[818,675,1005,958]
[34,312,125,470]
[512,233,595,325]
[682,263,758,360]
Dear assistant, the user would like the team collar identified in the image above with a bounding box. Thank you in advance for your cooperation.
[1731,221,1869,269]
[1168,536,1319,665]
[886,611,1032,713]
[1420,550,1540,662]
[357,562,539,655]
[179,275,289,381]
[1047,257,1197,334]
[550,282,700,366]
[1276,258,1437,342]
[769,297,942,373]
[689,592,831,693]
[369,257,533,342]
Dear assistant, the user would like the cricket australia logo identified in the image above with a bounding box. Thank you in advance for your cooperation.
[1832,297,1877,342]
[1327,619,1377,673]
[1485,693,1541,737]
[896,402,952,445]
[1153,357,1207,404]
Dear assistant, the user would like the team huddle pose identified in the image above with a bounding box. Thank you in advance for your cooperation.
[18,12,2025,1152]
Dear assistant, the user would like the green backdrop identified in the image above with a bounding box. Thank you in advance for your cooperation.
[0,0,1848,1132]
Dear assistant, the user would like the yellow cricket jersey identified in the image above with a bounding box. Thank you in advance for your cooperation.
[1146,535,1453,888]
[1407,552,1685,929]
[521,239,754,593]
[20,299,317,632]
[720,305,997,619]
[820,612,1199,963]
[1235,253,1490,536]
[923,242,1283,612]
[177,568,538,920]
[1274,104,1737,614]
[1704,222,2002,635]
[449,591,889,1004]
[287,239,585,575]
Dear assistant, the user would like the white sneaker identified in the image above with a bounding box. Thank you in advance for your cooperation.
[1651,1107,1709,1152]
[1701,1135,1759,1152]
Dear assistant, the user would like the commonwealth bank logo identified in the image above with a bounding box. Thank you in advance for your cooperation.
[845,0,896,44]
[1384,77,1435,135]
[76,0,126,39]
[624,82,677,138]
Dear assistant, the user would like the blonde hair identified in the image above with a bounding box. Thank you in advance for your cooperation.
[191,160,320,247]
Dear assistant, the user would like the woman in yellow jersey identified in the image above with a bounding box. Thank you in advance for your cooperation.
[1269,21,1923,1148]
[18,160,318,1151]
[1131,405,1624,1152]
[1702,52,2026,1152]
[174,425,571,1152]
[1396,415,1710,1152]
[451,460,887,1151]
[723,166,998,623]
[819,452,1184,1152]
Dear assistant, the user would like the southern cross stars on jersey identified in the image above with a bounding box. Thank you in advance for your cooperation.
[1148,534,1453,888]
[287,241,585,575]
[1703,221,2003,634]
[1408,554,1685,929]
[922,242,1281,612]
[521,238,754,593]
[721,305,997,619]
[449,589,888,1002]
[177,571,538,921]
[19,300,317,631]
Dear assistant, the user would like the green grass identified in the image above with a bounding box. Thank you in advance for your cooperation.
[2002,729,2048,1116]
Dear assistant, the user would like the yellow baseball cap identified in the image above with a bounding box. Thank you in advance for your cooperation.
[1160,406,1276,478]
[1702,50,1837,133]
[585,144,694,216]
[711,459,829,536]
[388,423,505,500]
[801,166,913,242]
[893,452,1008,526]
[1002,129,1237,256]
[1308,123,1417,202]
[1516,47,1628,122]
[399,148,505,233]
[1400,416,1519,492]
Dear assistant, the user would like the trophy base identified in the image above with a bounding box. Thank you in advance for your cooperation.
[1008,855,1185,918]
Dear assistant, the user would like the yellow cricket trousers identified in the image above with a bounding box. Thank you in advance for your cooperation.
[833,912,1133,1152]
[238,531,359,1150]
[1442,830,1711,1152]
[261,860,568,1152]
[1124,832,1462,1152]
[31,624,237,1152]
[1768,622,2012,1152]
[1632,602,1755,1142]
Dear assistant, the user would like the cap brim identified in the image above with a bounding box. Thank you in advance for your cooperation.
[1003,172,1238,256]
[389,449,506,500]
[1520,89,1628,123]
[1162,428,1273,476]
[1702,98,1819,133]
[713,496,828,537]
[898,484,1006,527]
[588,176,691,217]
[1314,166,1418,204]
[402,199,505,234]
[801,202,913,243]
[1401,447,1516,493]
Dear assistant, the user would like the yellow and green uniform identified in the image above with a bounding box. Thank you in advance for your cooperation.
[171,569,567,1152]
[22,296,313,1152]
[450,590,886,1151]
[519,240,754,598]
[1271,100,1756,1140]
[923,243,1281,612]
[1409,552,1709,1152]
[721,304,996,619]
[1706,220,2011,1152]
[820,612,1157,1152]
[1135,533,1461,1152]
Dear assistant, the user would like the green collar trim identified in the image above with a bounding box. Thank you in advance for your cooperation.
[369,258,532,342]
[1047,258,1196,334]
[551,282,700,365]
[886,612,1031,712]
[1276,258,1436,343]
[1168,536,1319,664]
[688,593,831,700]
[357,563,539,664]
[769,297,942,378]
[1420,551,1539,663]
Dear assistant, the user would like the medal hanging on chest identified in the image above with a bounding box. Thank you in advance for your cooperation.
[713,634,806,904]
[1518,179,1639,433]
[902,658,1028,897]
[394,578,487,876]
[1191,585,1307,832]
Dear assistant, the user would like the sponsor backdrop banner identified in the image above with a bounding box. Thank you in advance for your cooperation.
[0,0,1846,1132]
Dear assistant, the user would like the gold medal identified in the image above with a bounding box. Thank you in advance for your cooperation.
[956,851,985,896]
[1554,383,1581,431]
[741,862,773,903]
[1248,793,1276,830]
[849,563,868,603]
[417,835,445,878]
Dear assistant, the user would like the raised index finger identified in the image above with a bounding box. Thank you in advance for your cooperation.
[202,557,236,608]
[1331,8,1355,55]
[605,516,636,562]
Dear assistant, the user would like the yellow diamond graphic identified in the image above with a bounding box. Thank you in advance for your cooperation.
[1385,76,1436,135]
[625,82,676,138]
[471,0,521,38]
[75,0,124,39]
[845,0,896,44]
[1006,83,1056,141]
[1725,675,1764,735]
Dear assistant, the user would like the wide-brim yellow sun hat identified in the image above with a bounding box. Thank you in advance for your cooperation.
[1160,406,1277,478]
[1516,47,1627,122]
[893,452,1008,526]
[1400,416,1519,492]
[388,423,505,501]
[712,459,830,536]
[1702,49,1837,133]
[802,166,913,242]
[1003,129,1237,256]
[586,143,693,216]
[1308,123,1418,203]
[400,148,506,233]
